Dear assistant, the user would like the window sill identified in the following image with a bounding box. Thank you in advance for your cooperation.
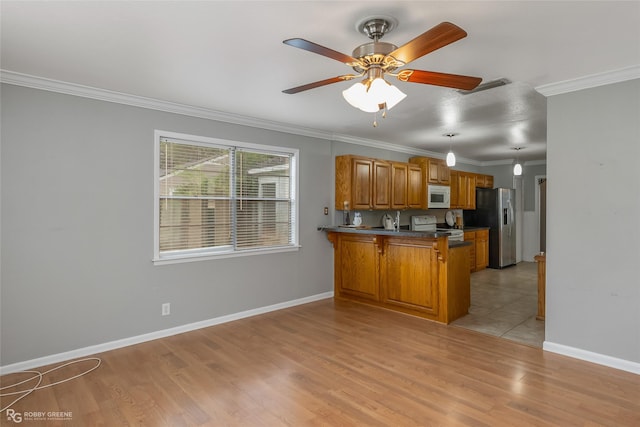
[152,245,301,266]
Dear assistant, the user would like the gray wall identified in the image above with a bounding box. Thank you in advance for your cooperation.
[4,78,636,369]
[546,78,640,363]
[1,85,334,365]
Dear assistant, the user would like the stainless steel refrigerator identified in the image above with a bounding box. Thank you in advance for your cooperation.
[474,188,516,268]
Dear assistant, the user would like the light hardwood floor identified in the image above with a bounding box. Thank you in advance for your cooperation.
[2,299,638,426]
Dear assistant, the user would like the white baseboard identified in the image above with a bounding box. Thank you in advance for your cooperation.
[543,341,640,375]
[0,291,334,375]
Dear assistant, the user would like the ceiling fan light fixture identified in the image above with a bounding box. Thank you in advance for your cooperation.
[342,77,406,112]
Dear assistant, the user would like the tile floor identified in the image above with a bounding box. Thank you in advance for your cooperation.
[451,261,545,348]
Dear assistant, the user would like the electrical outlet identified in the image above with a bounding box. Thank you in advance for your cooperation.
[162,303,171,316]
[324,207,329,215]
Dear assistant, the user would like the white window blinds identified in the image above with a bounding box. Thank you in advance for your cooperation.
[155,132,298,262]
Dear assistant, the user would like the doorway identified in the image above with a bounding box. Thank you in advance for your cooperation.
[451,177,546,347]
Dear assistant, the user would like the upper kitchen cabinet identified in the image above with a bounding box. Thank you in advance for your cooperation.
[409,157,450,186]
[336,155,373,210]
[407,163,423,209]
[336,155,422,210]
[391,162,408,209]
[373,160,391,209]
[335,155,392,210]
[475,174,494,189]
[450,171,477,210]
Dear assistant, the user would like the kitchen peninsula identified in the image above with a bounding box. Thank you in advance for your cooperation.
[321,227,472,324]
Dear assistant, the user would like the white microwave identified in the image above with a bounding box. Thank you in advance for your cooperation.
[427,184,451,209]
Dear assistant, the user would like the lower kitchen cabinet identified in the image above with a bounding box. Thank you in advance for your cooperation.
[380,237,440,316]
[332,233,380,301]
[464,229,489,272]
[464,231,476,272]
[475,229,489,271]
[327,231,471,324]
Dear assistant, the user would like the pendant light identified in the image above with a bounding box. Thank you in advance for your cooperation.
[445,133,457,167]
[513,147,524,176]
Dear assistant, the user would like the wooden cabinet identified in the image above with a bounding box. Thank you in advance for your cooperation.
[380,236,440,316]
[409,156,450,209]
[450,171,477,210]
[534,253,546,320]
[464,229,489,272]
[466,173,476,210]
[409,156,450,185]
[335,156,390,210]
[427,158,450,185]
[407,164,423,208]
[336,155,372,210]
[464,231,476,272]
[475,229,489,271]
[327,231,470,324]
[336,155,422,210]
[475,174,494,189]
[391,162,407,209]
[373,160,391,209]
[332,233,380,301]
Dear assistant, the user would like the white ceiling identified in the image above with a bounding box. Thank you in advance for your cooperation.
[2,1,639,163]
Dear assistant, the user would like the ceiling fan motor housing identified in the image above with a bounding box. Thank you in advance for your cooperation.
[351,42,399,74]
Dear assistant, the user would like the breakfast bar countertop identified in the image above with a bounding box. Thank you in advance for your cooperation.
[317,225,473,248]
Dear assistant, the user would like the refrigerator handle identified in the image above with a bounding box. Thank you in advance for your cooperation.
[507,199,514,226]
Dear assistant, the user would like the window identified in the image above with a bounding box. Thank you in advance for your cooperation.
[154,130,299,264]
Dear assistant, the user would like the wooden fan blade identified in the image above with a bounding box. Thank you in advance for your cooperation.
[387,22,467,66]
[282,75,358,94]
[396,69,482,90]
[283,38,361,66]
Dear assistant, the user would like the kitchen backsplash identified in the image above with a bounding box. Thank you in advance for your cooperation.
[335,208,464,228]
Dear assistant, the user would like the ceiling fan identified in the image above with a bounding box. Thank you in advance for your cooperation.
[282,17,482,115]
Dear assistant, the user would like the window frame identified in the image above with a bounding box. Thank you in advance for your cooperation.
[153,130,300,265]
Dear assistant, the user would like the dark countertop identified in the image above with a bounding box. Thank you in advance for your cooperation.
[318,226,473,248]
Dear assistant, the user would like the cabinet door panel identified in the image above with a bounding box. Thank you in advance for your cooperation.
[464,231,476,272]
[475,230,489,269]
[391,162,408,209]
[352,158,373,209]
[438,161,450,184]
[373,161,391,209]
[408,165,423,208]
[337,235,379,300]
[427,159,440,184]
[381,240,438,315]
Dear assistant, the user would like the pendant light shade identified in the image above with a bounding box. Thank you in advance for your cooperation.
[512,147,524,176]
[446,151,456,167]
[444,133,457,167]
[513,162,523,176]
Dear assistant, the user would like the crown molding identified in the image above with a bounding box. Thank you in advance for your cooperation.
[1,70,485,165]
[535,65,640,97]
[0,69,334,141]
